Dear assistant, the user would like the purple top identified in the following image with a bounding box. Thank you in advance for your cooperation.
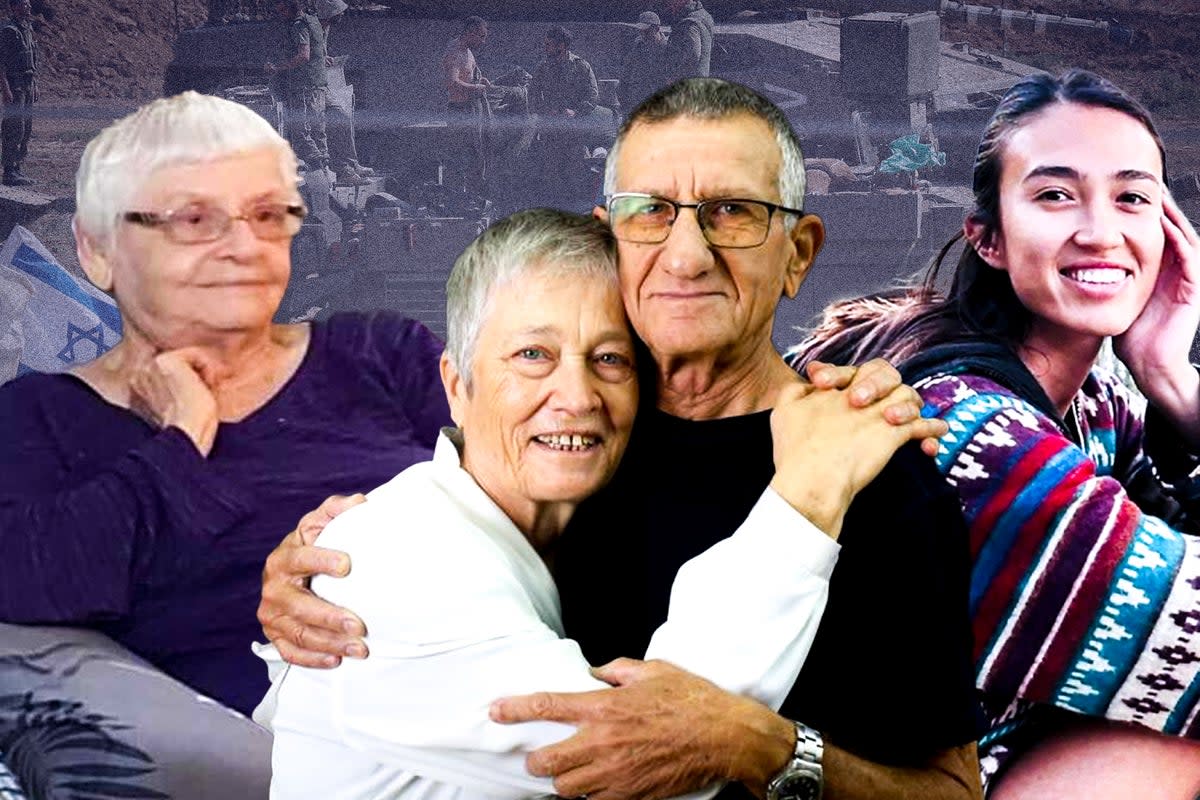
[0,312,450,716]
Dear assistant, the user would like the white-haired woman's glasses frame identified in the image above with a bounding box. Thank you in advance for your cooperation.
[121,202,307,244]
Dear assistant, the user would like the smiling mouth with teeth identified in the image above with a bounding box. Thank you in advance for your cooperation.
[534,433,600,451]
[1061,267,1130,285]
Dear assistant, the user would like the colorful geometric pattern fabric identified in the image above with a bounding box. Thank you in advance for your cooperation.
[917,368,1200,744]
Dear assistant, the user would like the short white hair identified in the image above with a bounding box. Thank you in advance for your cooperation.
[445,208,618,389]
[603,78,806,223]
[75,91,298,246]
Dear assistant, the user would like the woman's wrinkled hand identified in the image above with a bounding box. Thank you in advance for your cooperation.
[768,376,947,539]
[129,347,226,456]
[257,493,368,668]
[805,357,943,457]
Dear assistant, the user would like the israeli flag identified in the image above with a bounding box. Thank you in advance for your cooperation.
[0,225,122,386]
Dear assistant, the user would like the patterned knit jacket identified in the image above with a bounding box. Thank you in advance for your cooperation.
[902,342,1200,777]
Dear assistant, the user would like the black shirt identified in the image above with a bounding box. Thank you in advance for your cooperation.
[556,408,980,792]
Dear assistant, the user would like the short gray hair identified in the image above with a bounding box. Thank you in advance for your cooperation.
[75,91,298,246]
[446,208,618,389]
[603,78,807,216]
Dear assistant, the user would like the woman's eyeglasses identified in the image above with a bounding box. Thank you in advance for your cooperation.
[122,202,307,244]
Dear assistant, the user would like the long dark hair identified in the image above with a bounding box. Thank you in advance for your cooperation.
[790,69,1167,370]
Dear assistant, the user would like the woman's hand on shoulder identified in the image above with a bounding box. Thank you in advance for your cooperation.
[804,358,946,458]
[770,364,948,539]
[258,493,369,668]
[129,348,226,456]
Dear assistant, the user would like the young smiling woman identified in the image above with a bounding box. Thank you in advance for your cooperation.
[789,69,1200,798]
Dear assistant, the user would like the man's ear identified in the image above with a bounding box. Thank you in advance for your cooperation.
[439,351,468,428]
[782,213,825,299]
[74,217,114,292]
[964,215,1005,270]
[593,204,607,223]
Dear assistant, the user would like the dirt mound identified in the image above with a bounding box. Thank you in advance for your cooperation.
[941,0,1200,178]
[942,1,1200,121]
[32,0,208,101]
[14,0,207,271]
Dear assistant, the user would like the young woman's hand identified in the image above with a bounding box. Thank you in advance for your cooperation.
[1115,190,1200,440]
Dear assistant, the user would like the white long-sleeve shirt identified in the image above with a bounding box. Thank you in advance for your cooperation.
[255,430,839,800]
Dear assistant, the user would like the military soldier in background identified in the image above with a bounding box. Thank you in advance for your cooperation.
[530,25,599,123]
[0,0,36,187]
[265,0,330,176]
[529,26,609,201]
[442,15,491,200]
[664,0,713,80]
[618,11,669,117]
[314,0,374,185]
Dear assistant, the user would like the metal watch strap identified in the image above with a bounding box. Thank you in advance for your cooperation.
[792,720,823,766]
[766,720,824,800]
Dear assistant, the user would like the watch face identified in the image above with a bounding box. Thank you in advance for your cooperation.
[773,772,821,800]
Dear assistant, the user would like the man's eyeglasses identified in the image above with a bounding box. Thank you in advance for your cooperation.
[122,202,307,245]
[605,193,805,249]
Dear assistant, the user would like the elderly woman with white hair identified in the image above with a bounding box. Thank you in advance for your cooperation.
[0,91,449,718]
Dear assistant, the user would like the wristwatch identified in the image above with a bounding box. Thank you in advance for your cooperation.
[766,720,824,800]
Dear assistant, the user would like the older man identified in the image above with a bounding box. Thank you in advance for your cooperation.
[260,79,980,800]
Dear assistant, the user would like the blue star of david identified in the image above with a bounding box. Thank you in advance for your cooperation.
[58,322,110,364]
